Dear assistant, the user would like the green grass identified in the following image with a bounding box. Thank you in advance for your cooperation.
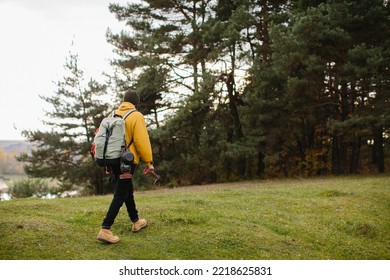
[0,175,389,260]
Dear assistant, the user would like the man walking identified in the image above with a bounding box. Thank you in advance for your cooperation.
[97,89,154,244]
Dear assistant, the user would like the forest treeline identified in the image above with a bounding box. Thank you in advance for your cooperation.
[18,0,389,194]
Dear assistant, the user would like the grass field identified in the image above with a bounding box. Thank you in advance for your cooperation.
[0,175,389,260]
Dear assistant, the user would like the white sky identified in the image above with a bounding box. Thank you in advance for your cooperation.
[0,0,129,140]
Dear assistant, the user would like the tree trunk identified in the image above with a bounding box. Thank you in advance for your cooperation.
[257,149,265,177]
[373,126,385,173]
[350,136,361,173]
[226,72,244,140]
[332,135,349,174]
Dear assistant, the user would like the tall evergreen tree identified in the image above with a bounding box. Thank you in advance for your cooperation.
[240,0,291,177]
[17,54,110,194]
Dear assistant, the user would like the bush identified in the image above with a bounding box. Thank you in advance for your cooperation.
[10,178,51,198]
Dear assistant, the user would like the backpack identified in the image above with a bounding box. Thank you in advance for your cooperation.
[92,109,137,167]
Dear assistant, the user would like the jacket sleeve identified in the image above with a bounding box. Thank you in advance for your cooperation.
[130,112,153,165]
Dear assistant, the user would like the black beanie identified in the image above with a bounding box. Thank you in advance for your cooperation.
[123,89,140,106]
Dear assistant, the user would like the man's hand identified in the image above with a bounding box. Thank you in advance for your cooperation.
[143,164,161,185]
[143,164,155,175]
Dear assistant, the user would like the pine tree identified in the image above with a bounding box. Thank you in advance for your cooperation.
[17,54,110,194]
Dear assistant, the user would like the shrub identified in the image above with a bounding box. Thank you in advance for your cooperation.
[10,178,51,198]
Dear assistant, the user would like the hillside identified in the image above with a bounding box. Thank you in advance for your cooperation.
[0,140,35,175]
[0,175,389,260]
[0,140,35,153]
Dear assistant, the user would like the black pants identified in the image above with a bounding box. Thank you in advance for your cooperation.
[98,158,139,229]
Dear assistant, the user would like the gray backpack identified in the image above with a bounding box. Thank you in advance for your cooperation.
[93,109,136,166]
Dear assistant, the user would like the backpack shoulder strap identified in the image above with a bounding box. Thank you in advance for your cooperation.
[123,109,137,120]
[111,109,137,119]
[122,109,137,149]
[112,110,121,118]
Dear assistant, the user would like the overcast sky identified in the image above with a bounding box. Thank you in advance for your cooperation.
[0,0,129,140]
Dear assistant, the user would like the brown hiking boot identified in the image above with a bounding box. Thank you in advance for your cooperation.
[132,218,147,233]
[97,228,120,244]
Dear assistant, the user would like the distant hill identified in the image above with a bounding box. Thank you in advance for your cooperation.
[0,140,37,175]
[0,140,36,154]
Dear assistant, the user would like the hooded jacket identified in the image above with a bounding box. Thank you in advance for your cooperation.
[113,102,153,166]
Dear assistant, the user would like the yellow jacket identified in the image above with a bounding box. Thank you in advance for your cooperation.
[113,102,153,166]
